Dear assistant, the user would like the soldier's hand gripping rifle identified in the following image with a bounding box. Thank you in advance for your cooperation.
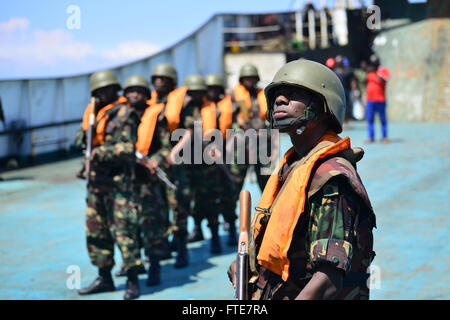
[235,190,251,300]
[135,150,177,191]
[84,97,96,185]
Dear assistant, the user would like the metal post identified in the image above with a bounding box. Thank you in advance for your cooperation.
[320,9,329,48]
[295,10,304,42]
[308,9,316,50]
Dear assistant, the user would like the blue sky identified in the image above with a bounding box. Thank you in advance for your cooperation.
[1,0,373,79]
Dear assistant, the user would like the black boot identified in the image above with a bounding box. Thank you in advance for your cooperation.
[78,268,115,295]
[174,235,189,269]
[124,267,140,300]
[226,222,237,247]
[146,257,161,286]
[210,225,222,254]
[115,264,146,277]
[188,224,204,243]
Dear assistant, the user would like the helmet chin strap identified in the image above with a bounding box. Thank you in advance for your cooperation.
[271,97,319,134]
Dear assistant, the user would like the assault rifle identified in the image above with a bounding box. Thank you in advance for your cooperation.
[135,150,177,191]
[235,190,251,300]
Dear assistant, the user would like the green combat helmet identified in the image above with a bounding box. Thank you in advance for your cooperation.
[204,74,224,88]
[264,59,346,133]
[183,74,207,91]
[90,70,121,94]
[239,63,260,81]
[151,63,178,85]
[123,74,151,97]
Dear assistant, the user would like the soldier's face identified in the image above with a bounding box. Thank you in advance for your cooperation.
[272,86,311,121]
[152,76,173,92]
[95,85,118,105]
[125,87,148,107]
[187,90,206,104]
[207,86,222,101]
[241,76,258,90]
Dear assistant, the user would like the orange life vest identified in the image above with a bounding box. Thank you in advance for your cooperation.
[216,95,233,136]
[251,131,351,281]
[135,102,165,155]
[82,101,118,147]
[233,83,267,119]
[200,99,218,136]
[149,87,188,132]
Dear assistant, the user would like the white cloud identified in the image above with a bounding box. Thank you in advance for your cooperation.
[102,41,161,62]
[0,18,93,64]
[0,17,161,76]
[0,17,29,33]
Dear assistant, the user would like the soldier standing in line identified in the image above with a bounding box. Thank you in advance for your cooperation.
[187,74,236,246]
[122,74,172,286]
[74,70,143,300]
[231,63,272,205]
[228,59,377,300]
[149,63,190,268]
[173,74,223,254]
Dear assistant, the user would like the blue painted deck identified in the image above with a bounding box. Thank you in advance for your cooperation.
[0,121,449,300]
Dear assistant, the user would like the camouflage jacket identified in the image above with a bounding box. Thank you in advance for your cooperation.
[253,153,376,300]
[74,103,139,185]
[135,106,172,182]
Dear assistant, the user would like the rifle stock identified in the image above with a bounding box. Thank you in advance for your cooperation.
[85,97,96,185]
[235,190,251,300]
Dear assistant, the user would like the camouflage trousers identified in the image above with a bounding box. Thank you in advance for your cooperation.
[134,179,168,259]
[214,165,237,225]
[186,164,226,229]
[85,181,143,272]
[229,134,272,203]
[162,164,191,238]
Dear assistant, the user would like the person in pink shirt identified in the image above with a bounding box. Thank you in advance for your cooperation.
[365,55,390,143]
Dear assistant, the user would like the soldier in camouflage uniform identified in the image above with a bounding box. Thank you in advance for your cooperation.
[150,63,190,268]
[204,74,237,246]
[176,75,223,254]
[228,59,377,300]
[122,75,172,286]
[75,70,143,300]
[230,63,272,195]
